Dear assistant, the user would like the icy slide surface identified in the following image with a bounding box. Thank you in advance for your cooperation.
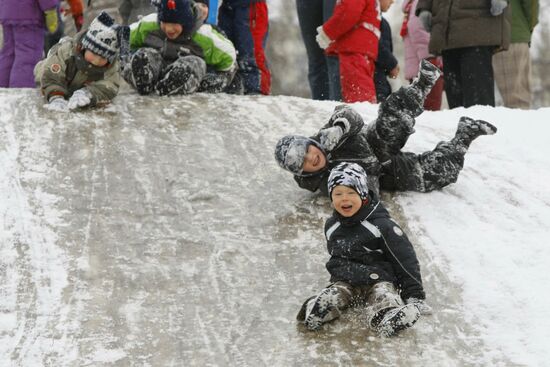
[1,89,549,366]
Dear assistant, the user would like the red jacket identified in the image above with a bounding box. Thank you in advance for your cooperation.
[322,0,381,59]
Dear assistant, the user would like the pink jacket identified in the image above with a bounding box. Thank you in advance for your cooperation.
[401,0,432,80]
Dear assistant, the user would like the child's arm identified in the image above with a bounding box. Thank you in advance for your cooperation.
[376,217,425,300]
[39,42,73,101]
[315,105,365,150]
[192,24,237,72]
[129,13,159,50]
[323,0,370,41]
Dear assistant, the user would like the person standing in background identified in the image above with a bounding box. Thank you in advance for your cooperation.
[119,0,156,25]
[0,0,59,87]
[400,0,443,110]
[295,0,341,101]
[44,0,84,53]
[416,0,511,108]
[375,0,399,103]
[218,0,271,95]
[492,0,539,109]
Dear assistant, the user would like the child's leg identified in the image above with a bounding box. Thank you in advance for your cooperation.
[124,48,164,95]
[378,117,497,192]
[296,282,356,330]
[0,24,15,87]
[367,59,442,162]
[9,24,44,87]
[338,52,376,103]
[365,281,420,337]
[155,55,207,96]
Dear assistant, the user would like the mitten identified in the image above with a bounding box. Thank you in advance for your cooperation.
[68,89,92,110]
[319,125,343,151]
[73,13,84,32]
[406,297,433,315]
[44,8,59,34]
[46,96,68,112]
[490,0,508,16]
[417,10,432,32]
[315,26,332,50]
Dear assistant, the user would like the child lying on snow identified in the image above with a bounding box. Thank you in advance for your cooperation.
[122,0,238,96]
[275,60,497,196]
[34,12,128,111]
[296,162,431,336]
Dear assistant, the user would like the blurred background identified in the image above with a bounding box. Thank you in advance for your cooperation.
[1,0,549,107]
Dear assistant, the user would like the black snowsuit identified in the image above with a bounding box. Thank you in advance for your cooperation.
[374,17,397,103]
[294,86,466,195]
[324,191,425,300]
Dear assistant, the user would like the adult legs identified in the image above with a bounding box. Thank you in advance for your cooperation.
[492,43,531,109]
[8,24,44,87]
[296,0,329,100]
[0,24,15,87]
[323,0,342,101]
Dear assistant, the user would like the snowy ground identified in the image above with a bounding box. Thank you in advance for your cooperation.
[0,88,549,366]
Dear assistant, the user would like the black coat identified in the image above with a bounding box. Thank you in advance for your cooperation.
[374,17,398,103]
[324,192,425,300]
[294,105,382,195]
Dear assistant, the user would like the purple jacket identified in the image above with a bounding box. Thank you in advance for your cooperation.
[0,0,59,26]
[401,0,431,80]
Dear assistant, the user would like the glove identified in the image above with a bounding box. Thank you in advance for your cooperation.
[406,297,433,315]
[417,10,432,32]
[490,0,508,16]
[68,89,92,110]
[315,26,332,50]
[319,125,343,151]
[45,96,68,112]
[44,8,59,34]
[73,14,84,32]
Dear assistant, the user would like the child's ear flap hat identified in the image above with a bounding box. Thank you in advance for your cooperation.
[275,135,325,176]
[158,0,200,37]
[327,162,369,201]
[81,11,120,64]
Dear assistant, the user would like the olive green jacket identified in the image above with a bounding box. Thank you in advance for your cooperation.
[510,0,538,43]
[34,32,121,105]
[416,0,511,55]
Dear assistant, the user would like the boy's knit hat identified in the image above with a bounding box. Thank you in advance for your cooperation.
[327,162,369,201]
[274,135,324,176]
[158,0,197,32]
[81,12,120,64]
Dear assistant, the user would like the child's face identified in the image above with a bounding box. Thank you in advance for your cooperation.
[160,22,183,39]
[331,185,362,217]
[302,144,327,173]
[84,50,108,67]
[380,0,394,12]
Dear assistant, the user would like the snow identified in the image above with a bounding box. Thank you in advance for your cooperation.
[0,88,549,365]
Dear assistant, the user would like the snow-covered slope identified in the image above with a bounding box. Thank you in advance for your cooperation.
[1,89,549,366]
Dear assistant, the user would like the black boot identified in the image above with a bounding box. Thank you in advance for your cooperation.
[156,55,206,96]
[129,48,164,95]
[411,59,442,98]
[371,303,420,337]
[302,287,342,331]
[452,116,497,150]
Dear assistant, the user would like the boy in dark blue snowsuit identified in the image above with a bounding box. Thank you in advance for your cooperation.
[296,162,428,336]
[218,0,271,95]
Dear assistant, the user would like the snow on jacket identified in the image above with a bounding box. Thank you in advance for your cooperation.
[34,32,121,105]
[416,0,511,55]
[130,13,236,71]
[402,0,432,80]
[322,0,381,59]
[293,105,382,196]
[0,0,59,25]
[509,0,538,44]
[324,191,425,300]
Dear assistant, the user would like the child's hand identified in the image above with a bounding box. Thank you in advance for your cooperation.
[319,125,343,151]
[389,65,400,79]
[68,89,92,110]
[45,96,68,112]
[315,26,332,50]
[490,0,508,15]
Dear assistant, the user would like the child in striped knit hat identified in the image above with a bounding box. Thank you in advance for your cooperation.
[34,11,129,111]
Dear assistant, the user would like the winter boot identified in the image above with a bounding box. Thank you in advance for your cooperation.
[129,48,164,95]
[410,58,442,100]
[451,116,497,152]
[300,287,344,330]
[155,55,207,96]
[370,303,420,337]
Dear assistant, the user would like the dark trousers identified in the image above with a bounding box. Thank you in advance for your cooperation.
[442,46,495,108]
[295,0,342,101]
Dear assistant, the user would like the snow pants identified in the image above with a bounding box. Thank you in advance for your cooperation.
[339,53,377,103]
[296,281,403,328]
[0,23,44,88]
[218,1,271,95]
[442,46,495,108]
[295,0,341,101]
[370,77,467,192]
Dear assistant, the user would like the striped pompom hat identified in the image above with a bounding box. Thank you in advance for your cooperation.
[81,12,119,64]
